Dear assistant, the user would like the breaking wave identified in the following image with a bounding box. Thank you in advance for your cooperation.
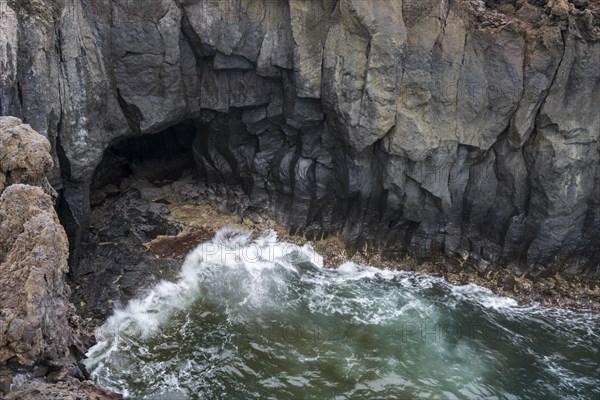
[86,227,600,399]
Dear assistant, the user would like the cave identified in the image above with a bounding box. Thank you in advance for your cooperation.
[72,115,266,322]
[91,121,197,199]
[89,110,261,209]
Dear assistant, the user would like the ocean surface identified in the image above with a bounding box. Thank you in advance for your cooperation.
[85,227,600,399]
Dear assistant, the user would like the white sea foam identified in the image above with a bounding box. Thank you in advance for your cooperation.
[86,227,324,365]
[86,227,600,399]
[450,283,519,310]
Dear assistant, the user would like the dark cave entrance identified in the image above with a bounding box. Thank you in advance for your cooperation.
[90,112,257,206]
[76,121,204,320]
[75,116,261,320]
[90,121,197,202]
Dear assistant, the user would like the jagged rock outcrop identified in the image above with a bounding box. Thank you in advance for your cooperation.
[2,0,599,276]
[0,117,106,397]
[0,117,54,194]
[0,117,82,368]
[0,184,73,365]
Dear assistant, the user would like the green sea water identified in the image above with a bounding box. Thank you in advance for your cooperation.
[85,227,600,399]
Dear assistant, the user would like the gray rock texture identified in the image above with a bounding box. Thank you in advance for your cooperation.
[0,184,74,366]
[2,0,599,276]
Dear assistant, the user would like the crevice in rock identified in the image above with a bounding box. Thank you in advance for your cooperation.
[180,12,215,59]
[514,25,568,269]
[16,81,23,111]
[116,89,143,135]
[55,134,71,182]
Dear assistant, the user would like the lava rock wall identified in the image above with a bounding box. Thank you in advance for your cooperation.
[1,0,599,275]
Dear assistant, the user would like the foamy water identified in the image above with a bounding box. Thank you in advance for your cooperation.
[86,227,600,399]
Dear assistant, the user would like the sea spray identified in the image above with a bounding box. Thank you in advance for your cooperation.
[87,227,323,358]
[86,227,600,399]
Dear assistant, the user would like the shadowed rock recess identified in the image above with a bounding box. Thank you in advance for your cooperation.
[1,0,599,277]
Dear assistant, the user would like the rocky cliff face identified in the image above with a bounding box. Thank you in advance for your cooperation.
[0,117,80,367]
[1,0,599,276]
[0,117,100,395]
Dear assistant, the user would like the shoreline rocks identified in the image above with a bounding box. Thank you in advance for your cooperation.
[76,173,600,330]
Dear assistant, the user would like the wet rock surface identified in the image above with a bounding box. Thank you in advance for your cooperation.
[76,170,600,324]
[74,184,183,322]
[75,170,265,322]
